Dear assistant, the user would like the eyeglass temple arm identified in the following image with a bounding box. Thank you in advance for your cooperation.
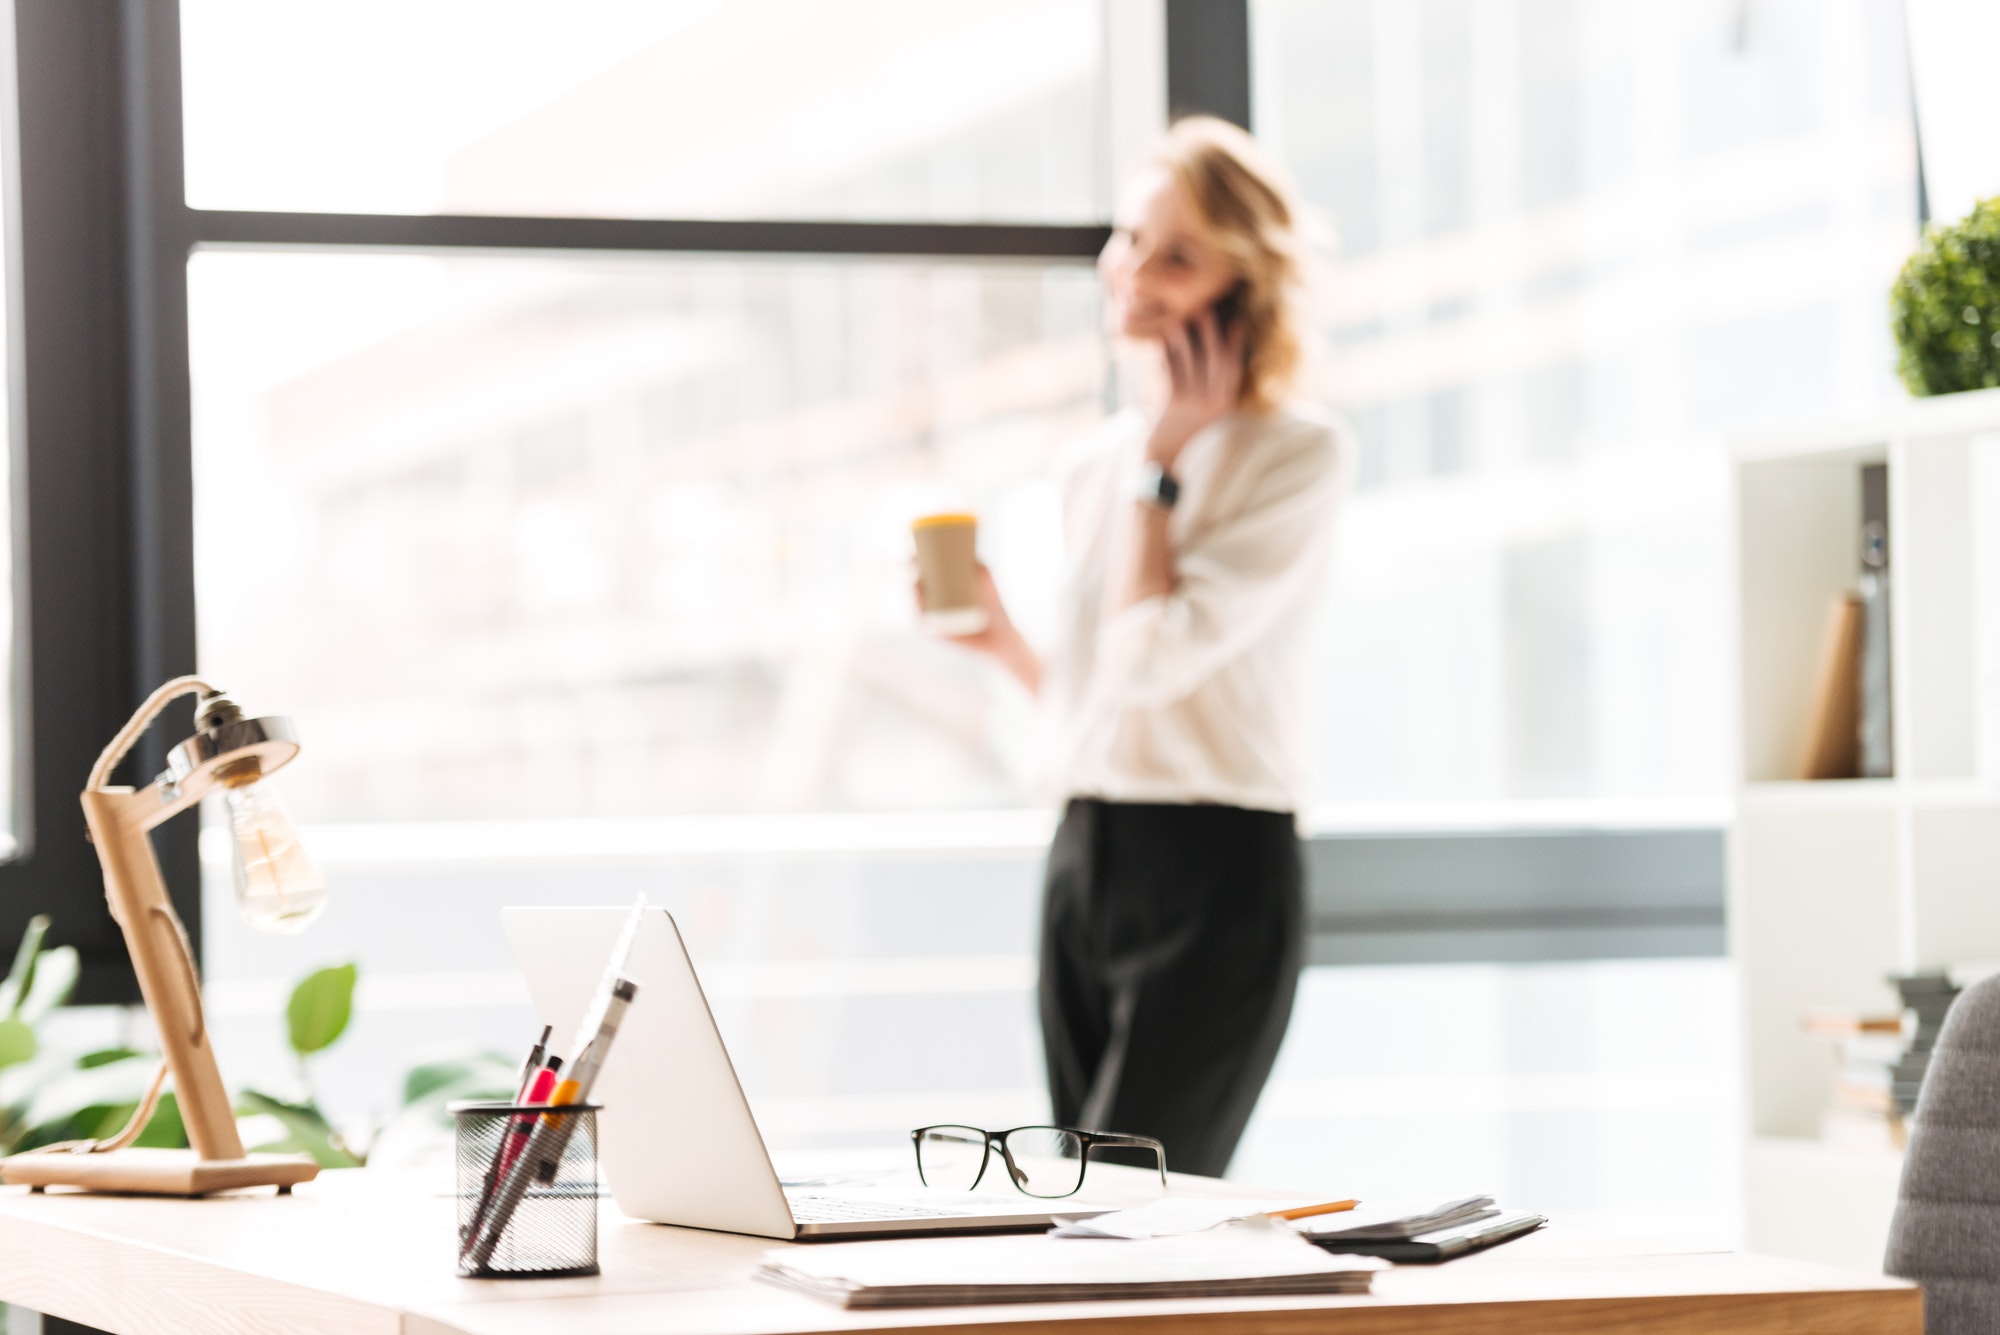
[1084,1132,1169,1186]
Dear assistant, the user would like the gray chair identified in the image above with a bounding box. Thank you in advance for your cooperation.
[1885,975,2000,1331]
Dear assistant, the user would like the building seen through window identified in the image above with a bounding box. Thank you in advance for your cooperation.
[191,252,1101,821]
[190,0,1918,830]
[1257,0,1916,811]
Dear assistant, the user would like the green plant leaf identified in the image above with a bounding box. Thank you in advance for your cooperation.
[237,1088,361,1168]
[16,1057,166,1136]
[0,1017,34,1069]
[69,1091,190,1150]
[12,1105,116,1154]
[401,1054,514,1107]
[0,914,50,1018]
[285,963,357,1057]
[129,1091,187,1148]
[7,1063,188,1156]
[77,1047,141,1070]
[17,945,78,1024]
[0,1048,75,1147]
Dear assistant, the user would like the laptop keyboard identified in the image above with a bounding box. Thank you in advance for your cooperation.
[786,1194,978,1223]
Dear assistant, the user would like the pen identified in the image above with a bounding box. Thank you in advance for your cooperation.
[513,1024,553,1098]
[1270,1199,1359,1221]
[528,975,633,1185]
[460,1056,564,1259]
[504,1057,563,1161]
[467,978,638,1270]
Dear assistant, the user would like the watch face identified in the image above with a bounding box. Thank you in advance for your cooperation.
[1136,463,1179,509]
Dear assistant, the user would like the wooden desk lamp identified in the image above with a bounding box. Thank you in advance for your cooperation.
[0,676,323,1195]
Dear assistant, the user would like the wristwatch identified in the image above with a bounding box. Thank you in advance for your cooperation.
[1134,461,1181,511]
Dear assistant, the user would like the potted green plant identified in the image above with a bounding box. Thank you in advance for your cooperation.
[0,919,514,1168]
[1890,196,2000,396]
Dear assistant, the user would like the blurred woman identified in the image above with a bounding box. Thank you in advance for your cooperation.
[947,116,1347,1177]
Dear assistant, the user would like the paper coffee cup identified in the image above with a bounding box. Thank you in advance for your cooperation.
[912,513,989,636]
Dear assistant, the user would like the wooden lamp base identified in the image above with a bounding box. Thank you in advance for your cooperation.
[0,1147,320,1196]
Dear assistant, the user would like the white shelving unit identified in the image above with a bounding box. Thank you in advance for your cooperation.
[1732,387,2000,1272]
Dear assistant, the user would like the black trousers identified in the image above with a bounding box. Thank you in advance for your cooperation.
[1038,797,1305,1179]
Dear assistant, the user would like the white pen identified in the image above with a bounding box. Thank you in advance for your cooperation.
[466,978,638,1271]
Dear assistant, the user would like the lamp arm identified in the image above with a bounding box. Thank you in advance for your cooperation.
[86,674,218,792]
[77,673,247,1161]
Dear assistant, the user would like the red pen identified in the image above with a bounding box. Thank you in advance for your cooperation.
[498,1058,561,1177]
[460,1056,563,1259]
[521,1059,559,1105]
[513,1024,552,1099]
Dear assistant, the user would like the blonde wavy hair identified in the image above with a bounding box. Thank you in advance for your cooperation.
[1148,116,1320,414]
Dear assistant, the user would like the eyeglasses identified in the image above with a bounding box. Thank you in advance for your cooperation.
[910,1124,1168,1199]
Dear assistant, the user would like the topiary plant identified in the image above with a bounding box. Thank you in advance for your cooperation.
[1891,196,2000,396]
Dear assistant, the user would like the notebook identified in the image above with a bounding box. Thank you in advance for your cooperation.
[1305,1208,1546,1263]
[755,1222,1387,1308]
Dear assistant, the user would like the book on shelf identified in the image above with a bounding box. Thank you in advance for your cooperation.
[1837,1031,1910,1068]
[1798,591,1864,780]
[1836,1062,1892,1094]
[1800,1011,1903,1038]
[1888,971,1965,1114]
[1857,461,1892,778]
[1794,460,1897,782]
[1822,1105,1907,1153]
[1802,975,1968,1152]
[1803,1005,1912,1152]
[1832,1080,1896,1114]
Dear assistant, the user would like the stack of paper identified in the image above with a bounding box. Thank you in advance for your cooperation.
[755,1222,1386,1309]
[1298,1194,1498,1242]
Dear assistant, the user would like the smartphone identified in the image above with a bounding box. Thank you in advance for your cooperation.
[1212,280,1247,334]
[1190,282,1248,360]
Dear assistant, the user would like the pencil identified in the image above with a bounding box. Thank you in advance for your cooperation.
[1269,1199,1359,1221]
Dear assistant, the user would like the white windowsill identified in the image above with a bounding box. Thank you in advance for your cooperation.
[197,799,1727,874]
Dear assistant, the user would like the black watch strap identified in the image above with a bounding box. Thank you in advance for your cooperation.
[1135,462,1181,510]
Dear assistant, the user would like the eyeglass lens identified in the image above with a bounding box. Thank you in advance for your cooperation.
[998,1126,1087,1198]
[914,1125,988,1191]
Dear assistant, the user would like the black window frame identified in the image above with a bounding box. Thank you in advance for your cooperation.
[1,0,1720,1003]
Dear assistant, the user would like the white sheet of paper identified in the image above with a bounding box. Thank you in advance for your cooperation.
[1048,1196,1318,1239]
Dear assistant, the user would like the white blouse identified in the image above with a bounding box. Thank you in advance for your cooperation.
[1041,402,1349,814]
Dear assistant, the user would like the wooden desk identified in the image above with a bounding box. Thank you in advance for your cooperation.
[0,1171,1919,1334]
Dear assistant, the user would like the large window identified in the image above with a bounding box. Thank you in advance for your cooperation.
[181,0,1105,222]
[182,0,1930,836]
[191,251,1099,820]
[1256,0,1917,810]
[187,0,1923,830]
[183,0,1115,830]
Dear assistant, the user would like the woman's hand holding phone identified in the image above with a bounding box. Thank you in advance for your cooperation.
[1146,296,1246,469]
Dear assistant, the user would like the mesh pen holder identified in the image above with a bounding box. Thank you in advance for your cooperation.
[453,1100,601,1279]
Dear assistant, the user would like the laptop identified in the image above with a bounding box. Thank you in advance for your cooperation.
[501,906,1135,1240]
